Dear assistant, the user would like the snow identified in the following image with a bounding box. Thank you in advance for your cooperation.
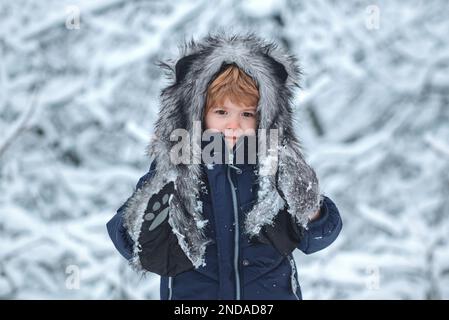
[240,0,280,18]
[1,0,448,300]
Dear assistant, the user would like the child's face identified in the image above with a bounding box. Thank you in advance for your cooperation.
[204,97,257,149]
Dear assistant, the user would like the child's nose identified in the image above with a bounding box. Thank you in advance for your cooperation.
[226,115,240,130]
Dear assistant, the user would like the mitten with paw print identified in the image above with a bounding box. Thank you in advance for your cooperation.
[137,181,194,276]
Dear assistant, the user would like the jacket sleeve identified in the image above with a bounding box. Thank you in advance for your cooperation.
[106,162,157,260]
[297,195,343,255]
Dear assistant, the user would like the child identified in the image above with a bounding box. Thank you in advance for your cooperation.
[106,32,342,300]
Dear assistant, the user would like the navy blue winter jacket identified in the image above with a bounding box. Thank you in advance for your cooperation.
[107,155,342,300]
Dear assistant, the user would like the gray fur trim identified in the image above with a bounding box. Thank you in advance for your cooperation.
[123,137,212,272]
[277,140,321,229]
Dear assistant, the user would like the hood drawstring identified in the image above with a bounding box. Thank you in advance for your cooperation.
[229,164,242,174]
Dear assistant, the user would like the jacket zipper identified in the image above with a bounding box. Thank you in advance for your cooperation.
[227,152,241,300]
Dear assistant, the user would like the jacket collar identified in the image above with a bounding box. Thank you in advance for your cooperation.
[200,132,258,170]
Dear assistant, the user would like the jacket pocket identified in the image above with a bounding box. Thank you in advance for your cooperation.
[165,269,219,300]
[243,256,299,300]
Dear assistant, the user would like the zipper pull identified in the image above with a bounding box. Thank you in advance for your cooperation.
[229,151,234,165]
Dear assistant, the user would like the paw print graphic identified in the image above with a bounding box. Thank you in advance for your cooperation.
[142,181,175,232]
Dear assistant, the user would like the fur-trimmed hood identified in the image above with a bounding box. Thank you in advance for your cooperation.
[123,31,321,272]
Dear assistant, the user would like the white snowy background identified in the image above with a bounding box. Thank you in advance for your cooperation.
[0,0,448,299]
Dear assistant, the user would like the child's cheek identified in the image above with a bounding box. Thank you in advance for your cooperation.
[205,114,222,131]
[203,113,212,130]
[245,117,257,131]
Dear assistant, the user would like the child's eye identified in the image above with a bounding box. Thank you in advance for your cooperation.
[242,112,255,118]
[214,109,227,115]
